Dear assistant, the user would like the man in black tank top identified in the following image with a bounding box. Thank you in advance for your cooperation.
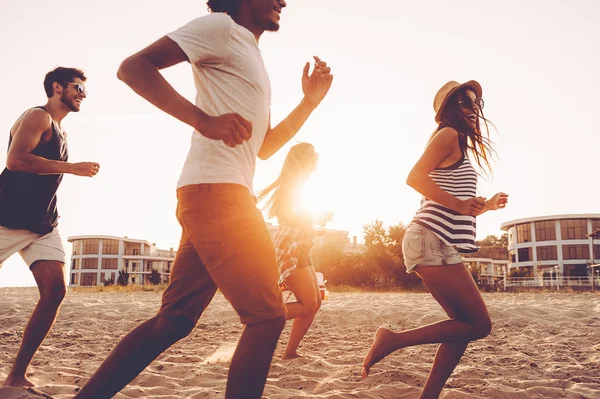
[0,67,100,388]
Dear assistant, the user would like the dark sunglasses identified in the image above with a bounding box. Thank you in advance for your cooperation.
[65,82,88,96]
[458,97,484,109]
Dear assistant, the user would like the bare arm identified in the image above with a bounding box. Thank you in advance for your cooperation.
[117,37,205,132]
[258,57,333,160]
[406,127,484,216]
[117,37,251,148]
[480,192,509,214]
[258,100,317,160]
[6,110,98,176]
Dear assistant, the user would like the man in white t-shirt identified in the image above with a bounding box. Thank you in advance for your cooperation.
[74,1,333,398]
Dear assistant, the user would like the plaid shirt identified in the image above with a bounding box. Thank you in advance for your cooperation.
[273,224,314,286]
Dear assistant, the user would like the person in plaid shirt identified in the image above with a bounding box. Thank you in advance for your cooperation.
[257,142,332,359]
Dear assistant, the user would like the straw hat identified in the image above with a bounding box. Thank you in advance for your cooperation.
[433,80,482,123]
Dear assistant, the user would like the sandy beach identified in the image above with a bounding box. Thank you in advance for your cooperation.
[0,288,598,399]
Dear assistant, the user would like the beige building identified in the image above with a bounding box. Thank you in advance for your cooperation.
[265,222,365,254]
[68,235,175,287]
[69,226,363,288]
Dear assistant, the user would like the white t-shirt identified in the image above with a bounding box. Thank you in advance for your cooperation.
[168,13,271,192]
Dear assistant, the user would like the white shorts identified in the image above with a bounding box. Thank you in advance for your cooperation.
[0,225,66,269]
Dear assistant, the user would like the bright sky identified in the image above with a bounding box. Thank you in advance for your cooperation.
[1,0,598,287]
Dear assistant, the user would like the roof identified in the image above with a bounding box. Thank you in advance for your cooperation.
[67,235,151,245]
[500,214,600,231]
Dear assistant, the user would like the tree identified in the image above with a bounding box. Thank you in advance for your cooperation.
[361,220,421,289]
[364,220,390,247]
[476,233,508,247]
[313,219,423,289]
[116,270,129,286]
[148,268,161,285]
[103,278,115,287]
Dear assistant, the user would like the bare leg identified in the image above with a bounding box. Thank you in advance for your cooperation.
[74,314,195,399]
[362,262,491,393]
[225,315,286,399]
[3,261,66,387]
[281,267,321,359]
[417,273,471,399]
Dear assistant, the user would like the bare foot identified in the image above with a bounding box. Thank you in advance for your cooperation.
[3,374,34,387]
[281,351,302,360]
[362,327,398,378]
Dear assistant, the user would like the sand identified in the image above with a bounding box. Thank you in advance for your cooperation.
[0,288,599,398]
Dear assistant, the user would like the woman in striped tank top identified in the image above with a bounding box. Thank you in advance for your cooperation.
[363,81,508,398]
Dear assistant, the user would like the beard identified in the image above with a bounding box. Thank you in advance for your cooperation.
[264,19,280,32]
[253,8,280,32]
[60,93,80,112]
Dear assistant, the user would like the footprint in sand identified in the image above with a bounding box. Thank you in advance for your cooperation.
[0,386,54,399]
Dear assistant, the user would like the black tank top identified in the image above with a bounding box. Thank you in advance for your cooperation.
[0,107,69,234]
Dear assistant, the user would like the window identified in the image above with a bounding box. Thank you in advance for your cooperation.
[146,261,153,272]
[102,259,118,269]
[536,245,558,261]
[82,258,99,269]
[133,249,140,255]
[72,241,80,255]
[509,250,516,263]
[71,259,79,270]
[81,273,97,286]
[110,272,116,282]
[100,273,105,283]
[508,227,517,245]
[564,264,588,277]
[594,245,600,261]
[70,273,79,285]
[102,239,119,255]
[560,219,587,240]
[562,245,590,260]
[592,219,600,232]
[535,221,556,242]
[82,239,100,255]
[518,247,532,262]
[517,224,531,243]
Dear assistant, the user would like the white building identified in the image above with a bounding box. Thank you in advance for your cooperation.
[463,257,509,288]
[68,235,175,287]
[500,214,600,278]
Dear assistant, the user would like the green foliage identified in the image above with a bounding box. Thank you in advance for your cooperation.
[312,220,422,290]
[148,268,161,285]
[476,233,508,247]
[116,270,129,286]
[103,278,115,287]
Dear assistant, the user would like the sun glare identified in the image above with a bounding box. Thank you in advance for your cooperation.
[301,177,336,220]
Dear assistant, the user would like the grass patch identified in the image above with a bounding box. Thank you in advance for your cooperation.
[71,284,168,293]
[328,284,428,293]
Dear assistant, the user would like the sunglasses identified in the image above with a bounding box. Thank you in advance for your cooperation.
[64,82,88,96]
[458,97,484,110]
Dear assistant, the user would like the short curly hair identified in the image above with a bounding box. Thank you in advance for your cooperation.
[43,67,87,98]
[206,0,242,15]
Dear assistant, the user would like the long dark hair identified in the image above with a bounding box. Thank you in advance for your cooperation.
[257,143,317,220]
[434,88,496,174]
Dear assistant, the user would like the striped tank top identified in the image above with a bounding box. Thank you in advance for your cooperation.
[411,153,479,253]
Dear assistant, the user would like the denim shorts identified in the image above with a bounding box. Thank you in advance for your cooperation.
[402,224,463,273]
